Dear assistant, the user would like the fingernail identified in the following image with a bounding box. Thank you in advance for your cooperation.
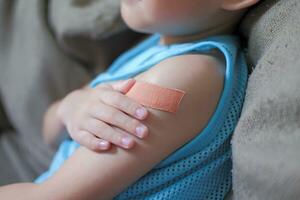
[135,107,147,119]
[136,125,148,139]
[122,137,134,148]
[98,141,109,149]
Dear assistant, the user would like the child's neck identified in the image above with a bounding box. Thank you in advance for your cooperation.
[159,23,235,45]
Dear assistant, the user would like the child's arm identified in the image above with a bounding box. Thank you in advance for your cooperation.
[42,99,66,146]
[0,53,225,200]
[45,54,225,199]
[0,183,43,199]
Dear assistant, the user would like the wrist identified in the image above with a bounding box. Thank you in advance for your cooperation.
[43,100,65,146]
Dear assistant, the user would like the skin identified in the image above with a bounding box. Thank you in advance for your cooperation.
[0,0,260,199]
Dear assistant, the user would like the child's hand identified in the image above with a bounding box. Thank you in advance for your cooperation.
[57,79,149,151]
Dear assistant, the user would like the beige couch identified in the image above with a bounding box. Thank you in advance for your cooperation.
[1,0,300,199]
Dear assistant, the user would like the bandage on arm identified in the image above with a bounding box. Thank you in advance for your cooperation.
[125,81,186,113]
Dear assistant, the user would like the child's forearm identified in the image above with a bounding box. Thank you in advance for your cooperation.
[0,183,44,200]
[43,100,65,146]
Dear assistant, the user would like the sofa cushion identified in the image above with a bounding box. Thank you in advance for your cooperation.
[239,0,297,67]
[0,102,9,131]
[231,0,300,199]
[49,0,131,68]
[0,0,137,183]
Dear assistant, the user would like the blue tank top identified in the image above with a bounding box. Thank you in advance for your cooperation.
[35,34,248,200]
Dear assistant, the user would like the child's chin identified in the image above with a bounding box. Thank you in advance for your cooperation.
[123,18,154,34]
[127,25,154,34]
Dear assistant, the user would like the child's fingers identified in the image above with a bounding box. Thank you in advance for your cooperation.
[100,90,148,120]
[76,130,111,152]
[82,118,136,149]
[111,79,136,94]
[90,103,148,139]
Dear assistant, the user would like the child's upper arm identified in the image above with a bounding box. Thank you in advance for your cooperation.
[42,54,225,200]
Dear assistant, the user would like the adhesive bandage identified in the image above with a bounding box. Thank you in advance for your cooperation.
[125,81,186,113]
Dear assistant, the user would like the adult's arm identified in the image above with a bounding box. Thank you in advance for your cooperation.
[0,53,225,200]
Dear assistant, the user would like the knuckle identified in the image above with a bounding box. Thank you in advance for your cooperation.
[98,125,111,139]
[110,93,123,107]
[111,131,122,144]
[124,118,139,133]
[130,118,140,129]
[107,109,118,121]
[127,101,139,115]
[95,89,107,100]
[120,96,139,115]
[113,113,127,126]
[91,120,104,134]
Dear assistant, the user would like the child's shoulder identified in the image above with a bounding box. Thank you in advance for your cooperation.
[135,52,225,99]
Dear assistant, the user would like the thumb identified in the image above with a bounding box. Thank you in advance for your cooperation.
[111,79,136,94]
